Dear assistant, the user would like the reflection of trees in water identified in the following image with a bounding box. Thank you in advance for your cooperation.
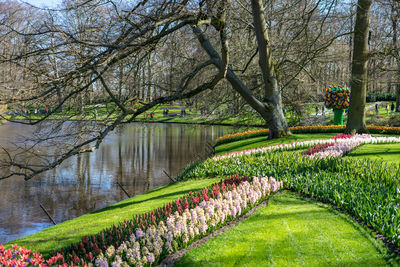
[0,123,233,243]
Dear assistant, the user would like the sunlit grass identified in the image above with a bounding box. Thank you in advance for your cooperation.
[176,191,392,267]
[348,143,400,163]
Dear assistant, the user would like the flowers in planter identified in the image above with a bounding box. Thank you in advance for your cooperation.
[324,85,351,110]
[92,176,283,266]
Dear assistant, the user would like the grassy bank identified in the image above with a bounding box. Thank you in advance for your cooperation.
[8,178,219,257]
[176,191,391,266]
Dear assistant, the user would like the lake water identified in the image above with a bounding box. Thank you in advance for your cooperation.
[0,122,236,243]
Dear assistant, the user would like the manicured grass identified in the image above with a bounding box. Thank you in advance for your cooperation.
[7,178,220,257]
[214,133,339,155]
[348,143,400,163]
[176,191,391,267]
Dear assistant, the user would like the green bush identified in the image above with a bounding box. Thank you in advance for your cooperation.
[366,93,396,102]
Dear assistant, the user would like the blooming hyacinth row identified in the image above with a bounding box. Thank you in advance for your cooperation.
[213,134,355,160]
[94,176,283,267]
[1,175,282,266]
[306,134,400,158]
[213,139,336,161]
[56,175,252,266]
[213,134,400,161]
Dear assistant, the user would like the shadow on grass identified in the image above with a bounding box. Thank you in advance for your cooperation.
[175,225,392,267]
[215,135,310,155]
[91,188,194,214]
[349,151,400,158]
[176,193,396,267]
[215,136,270,154]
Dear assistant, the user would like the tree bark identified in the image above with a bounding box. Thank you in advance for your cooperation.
[345,0,372,134]
[147,54,152,102]
[392,3,400,112]
[250,0,290,138]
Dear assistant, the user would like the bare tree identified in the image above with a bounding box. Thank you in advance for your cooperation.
[0,0,390,181]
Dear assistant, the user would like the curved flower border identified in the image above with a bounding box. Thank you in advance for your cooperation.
[215,125,400,146]
[94,176,282,266]
[214,134,400,161]
[305,134,400,158]
[1,176,283,267]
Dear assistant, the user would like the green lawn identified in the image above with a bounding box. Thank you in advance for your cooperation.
[176,191,392,267]
[348,143,400,163]
[215,133,339,155]
[7,178,219,257]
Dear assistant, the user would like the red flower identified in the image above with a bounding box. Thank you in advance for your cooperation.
[73,255,80,263]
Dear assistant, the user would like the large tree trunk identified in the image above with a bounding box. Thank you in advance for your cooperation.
[147,54,152,102]
[250,0,289,138]
[396,85,400,112]
[392,3,400,112]
[345,0,372,134]
[193,20,289,138]
[193,26,289,138]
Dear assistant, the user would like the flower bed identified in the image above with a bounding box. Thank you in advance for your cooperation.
[180,151,400,247]
[215,125,400,146]
[305,134,400,158]
[0,244,64,266]
[2,175,283,266]
[213,133,400,161]
[93,176,282,266]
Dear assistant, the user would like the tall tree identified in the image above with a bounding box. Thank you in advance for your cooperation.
[391,1,400,112]
[346,0,372,133]
[250,0,289,138]
[0,0,360,180]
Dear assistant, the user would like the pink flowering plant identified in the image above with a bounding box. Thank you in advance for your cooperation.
[0,244,65,267]
[304,134,400,159]
[213,133,400,161]
[1,175,282,266]
[39,175,280,266]
[93,176,283,266]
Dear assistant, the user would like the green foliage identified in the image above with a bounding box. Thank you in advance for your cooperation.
[179,152,400,247]
[366,93,396,102]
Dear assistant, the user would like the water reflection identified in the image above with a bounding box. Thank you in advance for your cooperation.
[0,122,236,243]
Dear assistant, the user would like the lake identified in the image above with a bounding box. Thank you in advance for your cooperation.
[0,122,237,243]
